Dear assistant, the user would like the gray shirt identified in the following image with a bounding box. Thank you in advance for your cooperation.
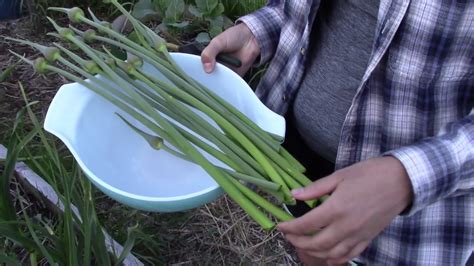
[292,0,380,162]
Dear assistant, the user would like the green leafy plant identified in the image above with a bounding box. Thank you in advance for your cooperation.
[221,0,266,21]
[130,0,233,43]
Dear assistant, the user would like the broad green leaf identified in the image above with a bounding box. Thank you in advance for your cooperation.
[239,0,266,14]
[221,0,240,13]
[111,15,131,32]
[208,15,224,28]
[209,24,222,38]
[128,30,141,44]
[152,0,169,17]
[156,23,169,34]
[133,0,154,11]
[222,15,234,29]
[164,0,185,24]
[220,0,242,20]
[110,46,127,61]
[195,32,211,43]
[221,0,265,20]
[207,2,224,18]
[132,0,160,21]
[187,5,203,18]
[195,0,218,13]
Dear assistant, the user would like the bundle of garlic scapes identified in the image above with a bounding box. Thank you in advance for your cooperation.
[9,0,326,230]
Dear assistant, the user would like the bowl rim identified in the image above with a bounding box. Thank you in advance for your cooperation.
[45,52,282,204]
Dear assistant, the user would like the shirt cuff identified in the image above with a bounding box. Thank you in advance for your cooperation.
[386,138,460,216]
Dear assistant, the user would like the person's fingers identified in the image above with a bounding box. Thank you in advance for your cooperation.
[327,241,369,265]
[291,175,339,201]
[277,201,333,235]
[201,24,247,73]
[326,241,352,260]
[296,249,329,266]
[304,235,359,260]
[283,224,343,253]
[201,23,258,74]
[327,261,348,266]
[201,36,227,73]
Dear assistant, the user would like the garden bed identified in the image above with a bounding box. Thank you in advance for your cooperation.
[0,4,299,264]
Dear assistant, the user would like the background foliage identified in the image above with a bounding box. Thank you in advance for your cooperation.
[129,0,265,43]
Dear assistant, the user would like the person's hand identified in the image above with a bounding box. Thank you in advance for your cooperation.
[201,23,260,76]
[296,248,335,266]
[277,156,413,265]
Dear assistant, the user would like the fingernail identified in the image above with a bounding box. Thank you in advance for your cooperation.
[291,188,304,196]
[204,63,212,73]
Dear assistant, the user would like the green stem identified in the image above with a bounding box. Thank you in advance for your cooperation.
[147,35,282,151]
[121,73,267,177]
[59,54,258,193]
[94,32,282,156]
[78,16,173,70]
[131,69,292,199]
[154,142,282,193]
[279,147,306,173]
[89,34,298,176]
[57,56,177,146]
[114,69,264,174]
[229,177,294,222]
[283,167,314,187]
[107,0,153,49]
[273,163,316,208]
[59,50,276,200]
[222,170,281,192]
[46,64,276,230]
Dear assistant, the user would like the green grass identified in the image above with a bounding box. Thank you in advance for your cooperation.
[0,84,142,264]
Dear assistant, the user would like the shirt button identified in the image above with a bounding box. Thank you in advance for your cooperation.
[300,47,306,55]
[282,94,287,102]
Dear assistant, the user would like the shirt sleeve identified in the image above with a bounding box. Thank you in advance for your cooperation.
[237,0,285,66]
[386,114,474,216]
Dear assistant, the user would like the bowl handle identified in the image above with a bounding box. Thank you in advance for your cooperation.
[44,83,91,146]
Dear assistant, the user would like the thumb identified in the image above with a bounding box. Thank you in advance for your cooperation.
[201,37,225,73]
[291,175,338,201]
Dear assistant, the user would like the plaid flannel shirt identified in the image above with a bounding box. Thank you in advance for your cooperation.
[239,0,474,265]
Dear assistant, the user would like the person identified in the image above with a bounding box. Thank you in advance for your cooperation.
[200,0,474,265]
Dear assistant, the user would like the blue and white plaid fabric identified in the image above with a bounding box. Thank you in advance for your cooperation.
[240,0,474,265]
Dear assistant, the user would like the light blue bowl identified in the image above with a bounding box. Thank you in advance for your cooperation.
[44,53,285,212]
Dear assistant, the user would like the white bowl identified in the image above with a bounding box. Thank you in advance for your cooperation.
[44,53,285,212]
